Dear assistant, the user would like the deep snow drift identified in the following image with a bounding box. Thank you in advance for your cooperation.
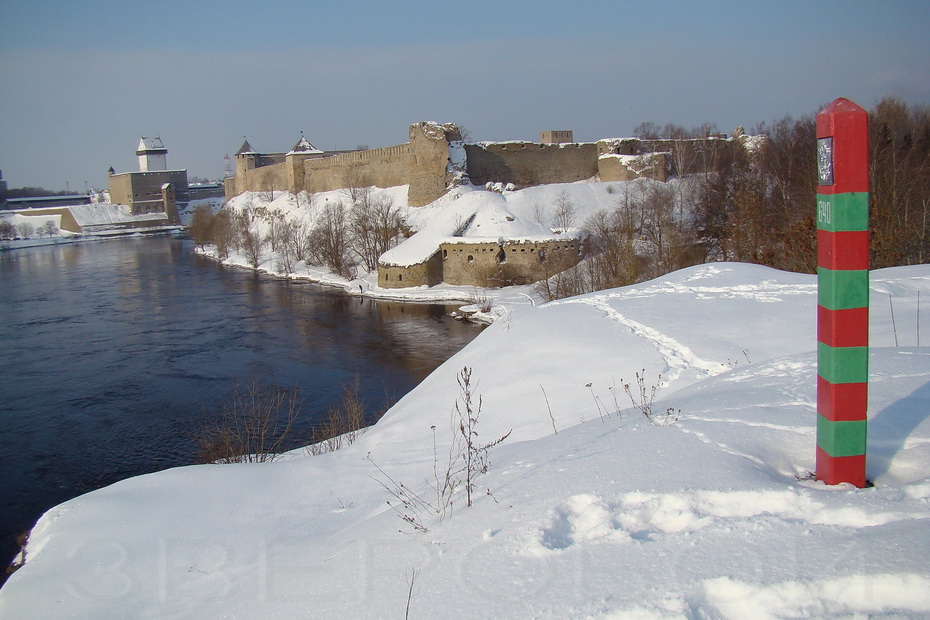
[2,263,929,618]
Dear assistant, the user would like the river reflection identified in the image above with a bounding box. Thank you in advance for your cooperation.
[0,237,483,581]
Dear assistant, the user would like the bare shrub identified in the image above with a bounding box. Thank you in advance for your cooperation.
[305,375,368,455]
[455,367,511,507]
[195,381,302,464]
[370,366,511,532]
[621,370,679,425]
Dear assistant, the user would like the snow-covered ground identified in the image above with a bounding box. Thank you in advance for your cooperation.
[1,202,193,250]
[2,262,929,618]
[208,180,683,318]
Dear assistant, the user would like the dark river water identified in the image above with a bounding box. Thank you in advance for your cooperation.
[0,236,483,580]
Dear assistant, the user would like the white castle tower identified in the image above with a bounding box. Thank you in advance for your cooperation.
[136,136,168,172]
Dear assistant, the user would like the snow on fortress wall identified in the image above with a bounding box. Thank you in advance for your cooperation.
[226,122,462,208]
[225,124,748,212]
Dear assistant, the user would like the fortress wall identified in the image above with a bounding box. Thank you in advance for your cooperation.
[243,162,288,194]
[439,241,504,287]
[638,137,733,175]
[302,143,414,196]
[227,123,461,207]
[407,122,461,207]
[598,152,669,182]
[464,142,599,188]
[433,238,585,287]
[378,250,442,288]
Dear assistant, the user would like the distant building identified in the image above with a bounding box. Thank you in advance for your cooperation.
[137,136,168,172]
[108,137,186,224]
[540,130,574,144]
[5,195,92,209]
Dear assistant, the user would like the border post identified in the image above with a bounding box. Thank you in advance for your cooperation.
[815,97,869,487]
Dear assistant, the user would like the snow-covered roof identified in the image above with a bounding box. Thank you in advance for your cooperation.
[288,135,322,155]
[137,136,166,152]
[237,139,256,155]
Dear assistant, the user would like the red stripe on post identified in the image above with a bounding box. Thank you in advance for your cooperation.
[817,230,870,270]
[816,98,870,195]
[818,305,869,347]
[817,375,868,422]
[816,446,867,487]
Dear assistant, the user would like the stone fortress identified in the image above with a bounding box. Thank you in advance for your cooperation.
[107,137,185,225]
[224,122,742,288]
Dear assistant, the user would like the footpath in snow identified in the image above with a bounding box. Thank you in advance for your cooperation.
[2,262,929,618]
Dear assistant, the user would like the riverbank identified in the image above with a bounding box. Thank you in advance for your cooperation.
[0,237,485,589]
[195,243,535,324]
[4,262,928,617]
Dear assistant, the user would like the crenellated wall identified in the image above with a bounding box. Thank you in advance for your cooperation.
[225,123,744,210]
[302,143,414,197]
[226,122,462,207]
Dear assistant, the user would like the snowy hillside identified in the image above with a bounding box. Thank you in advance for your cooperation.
[211,179,679,303]
[2,263,929,618]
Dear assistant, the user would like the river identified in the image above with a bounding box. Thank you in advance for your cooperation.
[0,236,483,580]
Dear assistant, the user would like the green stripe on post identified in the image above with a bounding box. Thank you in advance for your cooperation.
[818,268,869,310]
[817,414,867,457]
[818,342,869,384]
[816,193,869,232]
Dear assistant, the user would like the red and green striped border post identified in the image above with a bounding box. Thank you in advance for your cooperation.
[815,97,869,487]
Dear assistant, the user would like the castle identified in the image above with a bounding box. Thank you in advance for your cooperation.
[224,122,741,288]
[107,137,185,225]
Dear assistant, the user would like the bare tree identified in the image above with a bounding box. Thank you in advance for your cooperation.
[17,223,35,239]
[341,162,370,205]
[0,220,15,240]
[350,191,404,271]
[237,208,266,269]
[633,122,661,140]
[308,200,356,279]
[553,191,576,231]
[210,210,236,260]
[188,204,214,249]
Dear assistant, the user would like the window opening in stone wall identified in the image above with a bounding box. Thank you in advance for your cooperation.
[443,249,448,259]
[398,274,403,281]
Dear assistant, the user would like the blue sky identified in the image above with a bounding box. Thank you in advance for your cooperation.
[1,1,927,191]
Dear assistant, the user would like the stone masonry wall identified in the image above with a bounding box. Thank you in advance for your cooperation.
[465,142,599,188]
[301,144,414,197]
[436,237,584,287]
[227,122,461,207]
[242,162,289,195]
[378,250,443,288]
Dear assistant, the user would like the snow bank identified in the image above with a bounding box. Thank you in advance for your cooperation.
[2,263,929,618]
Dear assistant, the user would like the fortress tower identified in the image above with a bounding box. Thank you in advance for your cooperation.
[137,136,168,172]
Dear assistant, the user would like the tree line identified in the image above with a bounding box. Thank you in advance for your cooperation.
[536,97,929,301]
[190,97,927,299]
[188,183,406,280]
